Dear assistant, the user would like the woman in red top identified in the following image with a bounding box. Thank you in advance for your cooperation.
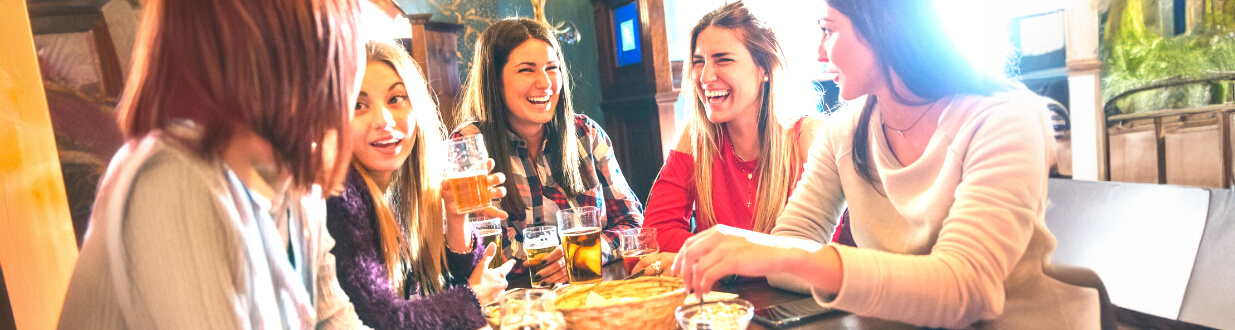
[635,1,826,275]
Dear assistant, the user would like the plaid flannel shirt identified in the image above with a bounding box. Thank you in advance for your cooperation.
[452,114,644,277]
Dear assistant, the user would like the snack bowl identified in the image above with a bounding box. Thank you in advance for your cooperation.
[674,298,754,330]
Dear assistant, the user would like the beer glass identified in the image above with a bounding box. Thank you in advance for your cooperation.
[556,206,603,284]
[467,216,504,269]
[619,228,659,275]
[523,226,560,288]
[445,134,490,213]
[500,288,563,329]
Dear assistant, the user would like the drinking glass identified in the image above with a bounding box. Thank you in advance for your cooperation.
[556,206,604,284]
[445,134,490,213]
[500,288,564,329]
[523,226,561,288]
[467,215,504,269]
[619,228,659,275]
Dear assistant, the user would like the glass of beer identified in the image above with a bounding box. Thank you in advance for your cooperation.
[556,206,604,284]
[467,215,504,269]
[619,228,659,275]
[522,226,560,288]
[445,134,490,213]
[500,288,563,329]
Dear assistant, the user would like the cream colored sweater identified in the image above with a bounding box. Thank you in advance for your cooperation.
[769,92,1099,329]
[58,126,367,329]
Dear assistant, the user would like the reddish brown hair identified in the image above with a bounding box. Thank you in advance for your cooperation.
[117,0,364,192]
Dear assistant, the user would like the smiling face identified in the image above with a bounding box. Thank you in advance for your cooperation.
[817,6,881,101]
[350,61,416,177]
[692,27,767,124]
[502,39,562,132]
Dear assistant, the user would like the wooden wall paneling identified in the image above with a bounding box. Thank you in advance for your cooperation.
[1108,118,1160,184]
[402,15,463,128]
[1163,112,1224,188]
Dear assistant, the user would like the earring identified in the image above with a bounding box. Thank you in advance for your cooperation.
[763,76,769,82]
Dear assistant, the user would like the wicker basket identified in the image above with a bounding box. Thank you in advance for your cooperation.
[552,277,686,330]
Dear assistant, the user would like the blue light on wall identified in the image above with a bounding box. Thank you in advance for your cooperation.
[614,2,641,67]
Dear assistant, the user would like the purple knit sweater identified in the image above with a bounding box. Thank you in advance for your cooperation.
[326,168,488,329]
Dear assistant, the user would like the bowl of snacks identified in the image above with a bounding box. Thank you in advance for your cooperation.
[674,298,754,330]
[554,277,686,329]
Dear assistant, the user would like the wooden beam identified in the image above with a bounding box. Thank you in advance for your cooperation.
[0,1,80,329]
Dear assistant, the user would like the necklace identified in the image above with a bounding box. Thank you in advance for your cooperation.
[881,97,946,137]
[724,131,756,208]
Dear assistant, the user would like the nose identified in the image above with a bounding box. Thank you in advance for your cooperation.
[699,62,717,84]
[377,106,395,130]
[534,70,552,90]
[817,38,829,64]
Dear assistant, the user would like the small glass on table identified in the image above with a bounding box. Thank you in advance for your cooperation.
[444,134,490,213]
[523,225,561,288]
[556,206,604,284]
[619,227,659,275]
[501,288,563,329]
[467,215,504,269]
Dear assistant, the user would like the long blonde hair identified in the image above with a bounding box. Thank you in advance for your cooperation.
[355,40,451,295]
[685,1,808,233]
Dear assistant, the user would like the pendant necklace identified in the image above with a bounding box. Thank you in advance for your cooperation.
[726,132,756,208]
[881,97,945,137]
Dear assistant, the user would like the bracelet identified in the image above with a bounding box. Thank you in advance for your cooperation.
[447,235,474,255]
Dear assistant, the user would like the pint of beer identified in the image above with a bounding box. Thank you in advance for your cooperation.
[556,206,604,284]
[522,226,560,288]
[446,134,490,213]
[468,216,505,269]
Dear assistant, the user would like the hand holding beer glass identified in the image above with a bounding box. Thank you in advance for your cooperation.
[523,226,562,288]
[619,228,659,275]
[445,134,494,214]
[556,206,604,284]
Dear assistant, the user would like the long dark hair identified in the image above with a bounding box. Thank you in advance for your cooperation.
[456,18,591,213]
[824,0,1016,185]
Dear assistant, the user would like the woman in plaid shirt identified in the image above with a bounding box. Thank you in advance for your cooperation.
[452,18,645,284]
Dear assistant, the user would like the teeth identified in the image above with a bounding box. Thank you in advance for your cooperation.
[528,95,551,102]
[704,90,730,98]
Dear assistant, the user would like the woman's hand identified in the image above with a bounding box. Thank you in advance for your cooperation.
[631,252,675,276]
[443,159,509,223]
[672,225,813,296]
[470,243,516,305]
[534,246,570,284]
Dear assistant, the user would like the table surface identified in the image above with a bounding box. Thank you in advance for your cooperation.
[509,259,919,329]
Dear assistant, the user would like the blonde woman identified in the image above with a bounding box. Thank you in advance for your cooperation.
[326,40,510,329]
[636,1,822,276]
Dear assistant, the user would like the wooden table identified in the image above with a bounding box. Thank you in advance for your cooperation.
[508,259,919,329]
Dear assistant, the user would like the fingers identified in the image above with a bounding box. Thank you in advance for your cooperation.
[488,186,507,200]
[475,205,509,220]
[537,248,570,284]
[470,243,498,283]
[496,259,516,275]
[484,158,496,172]
[488,172,506,186]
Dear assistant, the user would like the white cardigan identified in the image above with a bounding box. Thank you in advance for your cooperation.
[769,93,1099,329]
[58,123,366,329]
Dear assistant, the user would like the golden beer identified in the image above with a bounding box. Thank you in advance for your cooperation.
[523,244,557,288]
[561,227,602,284]
[446,172,488,213]
[478,228,504,268]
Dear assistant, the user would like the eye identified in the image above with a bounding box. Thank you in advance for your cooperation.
[546,65,559,71]
[518,67,534,73]
[354,101,369,113]
[388,94,408,105]
[691,59,704,66]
